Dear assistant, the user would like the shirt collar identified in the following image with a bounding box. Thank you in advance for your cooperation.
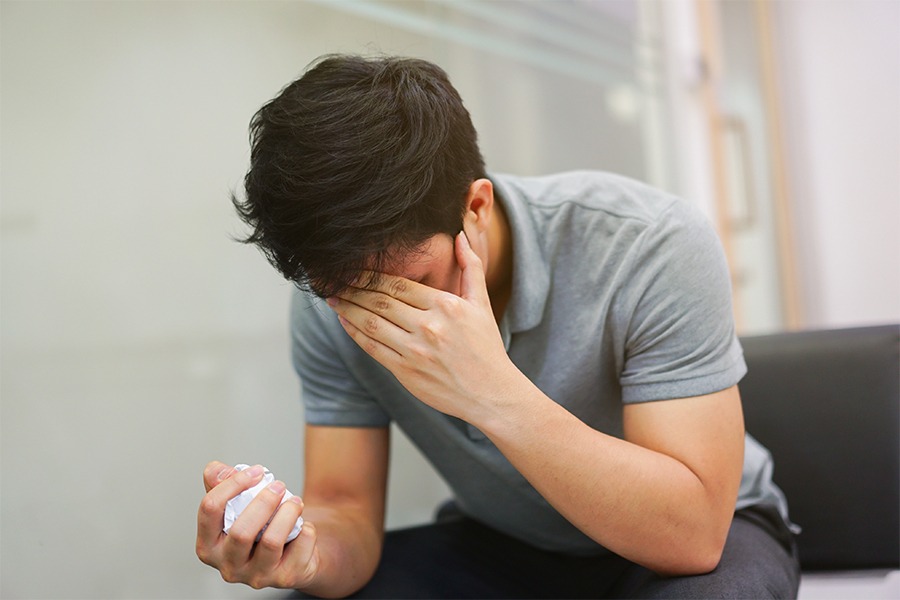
[490,173,550,337]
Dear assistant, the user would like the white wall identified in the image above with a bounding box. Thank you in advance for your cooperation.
[773,0,900,329]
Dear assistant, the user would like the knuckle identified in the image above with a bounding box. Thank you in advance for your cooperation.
[388,277,408,296]
[277,563,305,589]
[270,572,289,589]
[373,296,391,313]
[363,338,380,356]
[220,568,240,584]
[421,319,444,341]
[195,542,212,565]
[257,534,282,553]
[228,527,256,546]
[435,295,459,313]
[363,315,379,334]
[300,520,317,542]
[408,343,432,362]
[198,496,219,519]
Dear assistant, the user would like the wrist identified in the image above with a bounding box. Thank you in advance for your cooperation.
[471,364,547,438]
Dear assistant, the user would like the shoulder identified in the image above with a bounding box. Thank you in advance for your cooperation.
[290,288,382,369]
[491,170,683,225]
[493,170,717,267]
[290,288,347,350]
[291,288,330,331]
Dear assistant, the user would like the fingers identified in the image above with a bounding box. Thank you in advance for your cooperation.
[221,478,288,566]
[197,462,316,591]
[357,273,434,309]
[253,495,305,569]
[197,465,266,553]
[456,224,488,302]
[334,287,419,334]
[332,309,404,365]
[281,520,320,586]
[253,518,320,590]
[328,294,406,346]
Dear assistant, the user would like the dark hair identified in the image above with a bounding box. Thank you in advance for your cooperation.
[231,54,486,298]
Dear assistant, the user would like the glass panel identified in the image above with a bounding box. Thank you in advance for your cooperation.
[317,0,672,184]
[717,0,787,333]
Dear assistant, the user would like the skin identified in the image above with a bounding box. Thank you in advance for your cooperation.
[196,178,745,594]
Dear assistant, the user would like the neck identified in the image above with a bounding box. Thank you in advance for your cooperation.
[485,200,513,321]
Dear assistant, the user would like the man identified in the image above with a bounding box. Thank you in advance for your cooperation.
[196,54,799,598]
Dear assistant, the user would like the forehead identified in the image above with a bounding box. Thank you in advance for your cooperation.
[382,234,454,280]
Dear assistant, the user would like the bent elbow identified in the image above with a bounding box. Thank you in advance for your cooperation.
[688,545,724,575]
[652,537,726,577]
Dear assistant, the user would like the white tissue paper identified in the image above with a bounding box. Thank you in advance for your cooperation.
[222,464,303,543]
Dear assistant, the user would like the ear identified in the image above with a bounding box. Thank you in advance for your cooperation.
[464,178,494,234]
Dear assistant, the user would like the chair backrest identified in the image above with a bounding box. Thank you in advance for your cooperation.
[740,324,899,570]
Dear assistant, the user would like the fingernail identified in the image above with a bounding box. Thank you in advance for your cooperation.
[326,297,338,307]
[268,480,286,494]
[289,496,304,507]
[216,466,234,481]
[246,465,264,479]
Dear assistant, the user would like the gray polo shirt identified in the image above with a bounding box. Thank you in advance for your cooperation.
[291,170,791,555]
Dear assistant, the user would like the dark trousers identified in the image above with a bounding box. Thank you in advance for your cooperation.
[292,506,800,599]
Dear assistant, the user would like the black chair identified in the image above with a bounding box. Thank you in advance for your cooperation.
[740,324,900,571]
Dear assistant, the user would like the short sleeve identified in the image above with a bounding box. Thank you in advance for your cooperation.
[616,200,746,403]
[291,290,391,427]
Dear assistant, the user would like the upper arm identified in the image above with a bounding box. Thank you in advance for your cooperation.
[616,202,746,404]
[623,385,745,518]
[292,292,391,428]
[302,424,390,531]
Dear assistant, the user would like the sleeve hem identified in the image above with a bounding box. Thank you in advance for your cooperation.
[304,407,391,428]
[621,360,747,404]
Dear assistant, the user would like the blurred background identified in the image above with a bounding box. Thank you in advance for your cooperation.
[1,0,897,598]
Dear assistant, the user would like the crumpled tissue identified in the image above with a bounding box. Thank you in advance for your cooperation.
[222,464,303,543]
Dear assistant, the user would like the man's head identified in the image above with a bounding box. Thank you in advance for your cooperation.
[232,54,487,298]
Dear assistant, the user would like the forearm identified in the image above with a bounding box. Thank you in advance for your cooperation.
[324,235,742,574]
[298,503,383,598]
[476,377,739,575]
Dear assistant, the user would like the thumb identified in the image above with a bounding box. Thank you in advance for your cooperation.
[456,229,488,302]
